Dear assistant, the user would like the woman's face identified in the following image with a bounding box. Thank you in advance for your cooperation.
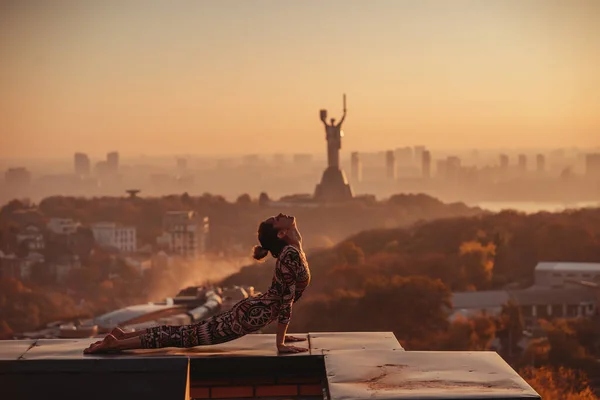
[268,213,296,231]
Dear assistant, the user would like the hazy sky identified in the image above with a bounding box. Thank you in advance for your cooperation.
[1,0,599,159]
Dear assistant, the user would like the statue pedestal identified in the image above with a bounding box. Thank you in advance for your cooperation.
[314,167,354,202]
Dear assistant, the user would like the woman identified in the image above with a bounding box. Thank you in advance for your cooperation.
[83,213,310,354]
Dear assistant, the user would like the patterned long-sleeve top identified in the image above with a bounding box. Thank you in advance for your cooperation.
[139,244,311,349]
[266,244,311,325]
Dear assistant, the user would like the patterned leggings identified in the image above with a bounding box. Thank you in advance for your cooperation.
[140,310,245,349]
[139,295,283,349]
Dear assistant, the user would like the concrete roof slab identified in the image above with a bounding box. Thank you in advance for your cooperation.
[0,339,37,360]
[309,332,404,353]
[325,349,540,399]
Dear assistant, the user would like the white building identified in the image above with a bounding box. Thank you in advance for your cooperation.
[16,225,45,251]
[47,218,80,235]
[91,222,137,253]
[534,261,600,289]
[510,288,597,328]
[19,252,45,280]
[449,290,511,321]
[55,255,81,283]
[161,211,209,258]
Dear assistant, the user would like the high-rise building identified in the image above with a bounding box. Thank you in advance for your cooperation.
[518,154,527,172]
[395,147,413,165]
[445,156,461,180]
[293,154,313,164]
[74,153,90,176]
[5,167,32,186]
[585,153,600,178]
[106,151,119,174]
[536,154,546,173]
[499,154,509,169]
[414,146,426,162]
[243,154,261,166]
[176,158,188,171]
[350,152,362,182]
[273,154,286,164]
[95,161,109,176]
[421,150,431,179]
[436,159,447,178]
[385,150,396,180]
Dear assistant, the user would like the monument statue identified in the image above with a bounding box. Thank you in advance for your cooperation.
[320,94,347,169]
[314,94,353,202]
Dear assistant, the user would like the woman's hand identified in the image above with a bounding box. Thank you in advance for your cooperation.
[285,335,307,343]
[277,343,309,354]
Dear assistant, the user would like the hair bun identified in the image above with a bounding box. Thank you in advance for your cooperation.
[252,245,269,261]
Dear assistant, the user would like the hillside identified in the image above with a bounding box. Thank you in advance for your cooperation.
[220,207,600,346]
[221,207,600,294]
[1,193,482,255]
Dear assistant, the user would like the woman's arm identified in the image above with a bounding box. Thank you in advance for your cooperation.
[277,249,299,327]
[275,247,308,353]
[276,322,289,348]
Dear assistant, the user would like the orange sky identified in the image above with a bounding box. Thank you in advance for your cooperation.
[1,0,598,158]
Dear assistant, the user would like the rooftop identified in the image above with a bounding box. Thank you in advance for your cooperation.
[535,261,600,272]
[93,303,186,329]
[452,290,511,309]
[509,288,597,305]
[0,331,540,400]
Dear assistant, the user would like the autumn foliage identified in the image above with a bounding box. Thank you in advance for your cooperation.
[3,196,600,396]
[222,206,600,396]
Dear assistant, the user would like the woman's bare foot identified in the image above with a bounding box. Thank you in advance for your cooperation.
[110,327,126,339]
[84,334,120,354]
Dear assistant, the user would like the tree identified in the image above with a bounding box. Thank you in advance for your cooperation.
[361,275,452,345]
[30,262,55,285]
[336,242,365,266]
[180,192,192,205]
[258,192,270,207]
[235,194,252,205]
[0,199,27,216]
[459,240,496,290]
[542,319,589,367]
[442,316,477,350]
[519,366,596,400]
[497,301,524,359]
[16,239,31,258]
[471,313,497,350]
[0,320,13,340]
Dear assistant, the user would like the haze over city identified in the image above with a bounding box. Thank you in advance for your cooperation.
[3,2,600,398]
[1,0,599,160]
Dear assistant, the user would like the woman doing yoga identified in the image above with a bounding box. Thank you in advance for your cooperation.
[84,213,310,354]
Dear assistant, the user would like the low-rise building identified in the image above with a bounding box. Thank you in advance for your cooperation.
[510,288,596,328]
[450,260,600,328]
[450,290,511,321]
[91,222,137,253]
[0,251,20,279]
[47,218,80,235]
[19,252,45,280]
[160,211,209,258]
[54,255,81,283]
[533,261,600,289]
[16,225,45,251]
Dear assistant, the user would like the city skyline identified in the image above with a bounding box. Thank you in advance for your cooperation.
[1,0,599,158]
